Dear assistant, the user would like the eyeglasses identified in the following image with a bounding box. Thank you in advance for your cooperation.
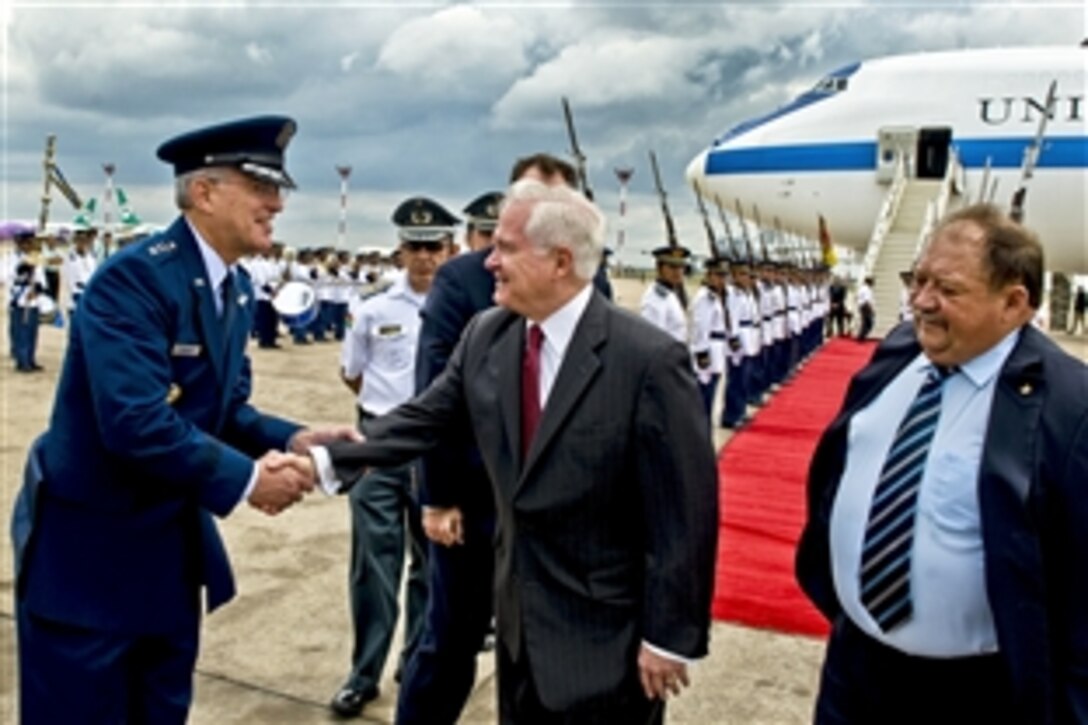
[207,173,285,201]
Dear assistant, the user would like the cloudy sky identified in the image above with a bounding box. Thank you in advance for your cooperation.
[2,1,1084,265]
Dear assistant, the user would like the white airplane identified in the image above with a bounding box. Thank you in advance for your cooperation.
[686,43,1087,272]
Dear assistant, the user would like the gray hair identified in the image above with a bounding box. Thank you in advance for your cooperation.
[174,168,224,210]
[504,178,606,281]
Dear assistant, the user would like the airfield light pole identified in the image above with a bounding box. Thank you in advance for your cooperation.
[336,165,352,249]
[102,163,116,256]
[614,166,633,251]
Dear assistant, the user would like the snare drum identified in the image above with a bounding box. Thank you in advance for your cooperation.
[37,294,60,324]
[272,281,318,330]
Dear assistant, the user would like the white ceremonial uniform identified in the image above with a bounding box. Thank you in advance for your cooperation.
[757,280,774,348]
[728,286,761,362]
[786,283,803,337]
[314,262,334,305]
[333,267,355,306]
[771,283,787,344]
[291,260,314,285]
[62,248,97,310]
[341,274,427,415]
[856,282,874,315]
[689,285,726,384]
[640,281,688,343]
[899,286,914,322]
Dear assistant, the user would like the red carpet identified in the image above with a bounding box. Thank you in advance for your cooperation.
[712,338,877,637]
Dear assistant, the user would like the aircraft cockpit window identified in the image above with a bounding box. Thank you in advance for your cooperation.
[812,76,849,93]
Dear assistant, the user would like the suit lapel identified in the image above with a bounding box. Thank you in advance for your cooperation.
[172,221,227,387]
[193,277,226,384]
[520,292,606,483]
[976,327,1051,713]
[980,326,1046,504]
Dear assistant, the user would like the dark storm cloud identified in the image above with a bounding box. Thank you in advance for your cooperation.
[3,1,1082,260]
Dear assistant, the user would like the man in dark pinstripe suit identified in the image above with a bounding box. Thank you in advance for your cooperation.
[308,178,718,723]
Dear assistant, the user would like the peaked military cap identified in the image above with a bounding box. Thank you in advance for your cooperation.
[156,115,298,189]
[704,257,728,273]
[652,245,692,267]
[392,197,460,244]
[463,191,503,232]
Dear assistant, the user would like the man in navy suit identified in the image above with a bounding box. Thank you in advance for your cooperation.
[11,115,357,725]
[797,203,1088,724]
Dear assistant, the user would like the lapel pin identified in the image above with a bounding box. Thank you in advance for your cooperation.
[1019,382,1033,396]
[237,294,248,305]
[166,383,183,405]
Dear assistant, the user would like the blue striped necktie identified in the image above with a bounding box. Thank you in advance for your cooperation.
[859,365,952,631]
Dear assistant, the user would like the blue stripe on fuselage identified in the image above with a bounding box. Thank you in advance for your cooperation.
[704,136,1087,174]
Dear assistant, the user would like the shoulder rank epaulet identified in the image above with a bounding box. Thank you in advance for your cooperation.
[148,239,177,257]
[653,282,670,299]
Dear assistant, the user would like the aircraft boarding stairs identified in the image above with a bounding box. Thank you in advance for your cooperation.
[862,150,963,337]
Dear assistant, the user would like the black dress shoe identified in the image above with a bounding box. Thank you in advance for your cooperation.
[329,684,379,718]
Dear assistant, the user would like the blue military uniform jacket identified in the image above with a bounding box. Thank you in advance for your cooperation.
[415,247,496,517]
[12,217,300,636]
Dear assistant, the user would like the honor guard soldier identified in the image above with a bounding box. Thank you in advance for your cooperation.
[63,228,98,315]
[10,248,46,372]
[640,244,690,343]
[251,242,284,348]
[9,232,47,372]
[330,195,455,718]
[462,191,502,253]
[689,257,729,420]
[722,259,760,429]
[328,249,354,341]
[288,247,316,344]
[12,114,359,724]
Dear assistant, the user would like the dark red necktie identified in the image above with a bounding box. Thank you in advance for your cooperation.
[521,324,545,459]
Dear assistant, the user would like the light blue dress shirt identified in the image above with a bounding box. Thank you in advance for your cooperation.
[830,328,1021,657]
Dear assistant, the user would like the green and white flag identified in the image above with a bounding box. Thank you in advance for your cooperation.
[72,197,97,228]
[116,187,141,227]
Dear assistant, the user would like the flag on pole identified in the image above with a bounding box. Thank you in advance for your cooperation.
[818,214,838,266]
[73,197,97,228]
[116,187,142,226]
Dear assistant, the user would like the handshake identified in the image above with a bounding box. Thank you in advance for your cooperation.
[246,425,362,515]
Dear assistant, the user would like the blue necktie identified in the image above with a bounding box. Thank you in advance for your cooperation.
[220,271,236,339]
[859,366,952,631]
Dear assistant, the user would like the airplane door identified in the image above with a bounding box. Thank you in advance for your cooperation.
[876,126,918,183]
[917,127,952,179]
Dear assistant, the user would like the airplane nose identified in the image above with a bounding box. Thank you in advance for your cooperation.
[686,149,709,187]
